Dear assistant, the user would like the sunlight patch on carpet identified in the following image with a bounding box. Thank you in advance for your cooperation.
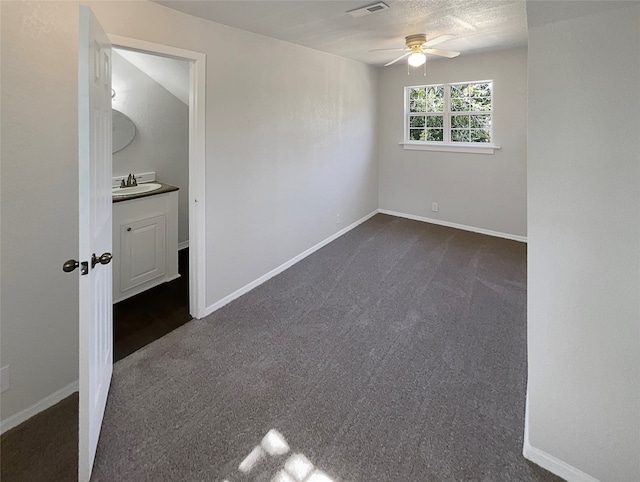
[229,429,337,482]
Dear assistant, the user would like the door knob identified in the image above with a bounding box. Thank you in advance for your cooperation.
[91,252,113,269]
[63,259,89,275]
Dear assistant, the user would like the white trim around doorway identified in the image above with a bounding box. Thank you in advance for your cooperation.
[108,35,207,319]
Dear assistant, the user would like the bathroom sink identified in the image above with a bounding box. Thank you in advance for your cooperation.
[112,182,162,197]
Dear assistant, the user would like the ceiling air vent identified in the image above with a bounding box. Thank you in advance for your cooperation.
[347,2,390,18]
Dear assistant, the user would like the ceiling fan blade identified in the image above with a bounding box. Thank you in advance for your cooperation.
[369,47,408,52]
[426,34,455,47]
[384,52,410,67]
[422,48,460,59]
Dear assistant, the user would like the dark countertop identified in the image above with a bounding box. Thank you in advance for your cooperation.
[112,181,179,203]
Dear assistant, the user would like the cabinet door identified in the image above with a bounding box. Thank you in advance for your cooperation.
[120,215,166,292]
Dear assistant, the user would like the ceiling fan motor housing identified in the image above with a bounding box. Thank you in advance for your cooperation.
[405,34,427,48]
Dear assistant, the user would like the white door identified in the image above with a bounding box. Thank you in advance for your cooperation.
[78,6,113,481]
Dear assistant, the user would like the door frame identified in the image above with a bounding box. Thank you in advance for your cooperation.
[108,35,207,319]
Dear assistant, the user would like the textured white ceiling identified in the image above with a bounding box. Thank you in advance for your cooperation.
[153,0,528,65]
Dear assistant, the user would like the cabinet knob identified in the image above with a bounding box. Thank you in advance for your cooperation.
[127,227,131,231]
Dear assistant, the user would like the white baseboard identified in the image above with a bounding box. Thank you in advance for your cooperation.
[378,209,527,243]
[178,240,189,251]
[523,390,600,482]
[203,210,378,317]
[523,440,600,482]
[114,273,181,304]
[1,380,78,434]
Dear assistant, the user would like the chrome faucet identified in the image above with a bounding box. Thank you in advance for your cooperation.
[121,174,137,188]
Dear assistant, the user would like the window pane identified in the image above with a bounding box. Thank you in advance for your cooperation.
[451,130,470,142]
[425,86,444,112]
[425,129,443,141]
[410,116,425,128]
[409,129,424,140]
[426,86,444,98]
[470,129,491,142]
[426,115,443,128]
[450,98,468,112]
[409,88,426,112]
[451,84,467,97]
[426,99,444,112]
[451,82,492,113]
[469,115,490,128]
[468,96,491,112]
[469,83,491,97]
[410,99,426,113]
[451,115,469,128]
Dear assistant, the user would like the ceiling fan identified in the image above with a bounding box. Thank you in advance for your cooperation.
[373,34,460,67]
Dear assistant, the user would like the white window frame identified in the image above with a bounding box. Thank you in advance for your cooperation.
[400,80,500,154]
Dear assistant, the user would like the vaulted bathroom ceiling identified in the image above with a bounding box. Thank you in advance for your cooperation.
[114,49,190,105]
[152,0,528,65]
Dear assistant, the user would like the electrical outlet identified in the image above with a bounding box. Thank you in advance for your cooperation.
[1,365,10,393]
[336,213,341,224]
[431,202,439,213]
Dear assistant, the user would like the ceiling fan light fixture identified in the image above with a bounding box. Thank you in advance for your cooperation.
[408,52,426,67]
[379,33,459,69]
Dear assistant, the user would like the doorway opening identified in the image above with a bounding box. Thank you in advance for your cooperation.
[109,36,206,359]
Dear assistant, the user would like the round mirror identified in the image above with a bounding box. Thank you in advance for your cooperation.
[112,109,136,153]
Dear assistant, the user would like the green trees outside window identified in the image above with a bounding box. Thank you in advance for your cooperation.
[407,81,492,143]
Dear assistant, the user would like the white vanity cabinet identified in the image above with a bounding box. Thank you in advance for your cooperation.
[113,189,179,303]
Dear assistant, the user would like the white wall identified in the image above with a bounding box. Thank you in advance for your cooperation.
[1,0,82,426]
[112,50,190,245]
[377,48,527,239]
[0,0,377,424]
[526,2,640,481]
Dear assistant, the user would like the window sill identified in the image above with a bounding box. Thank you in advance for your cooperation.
[399,141,501,154]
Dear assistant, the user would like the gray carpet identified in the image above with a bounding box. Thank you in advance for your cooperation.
[88,214,559,481]
[1,392,78,481]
